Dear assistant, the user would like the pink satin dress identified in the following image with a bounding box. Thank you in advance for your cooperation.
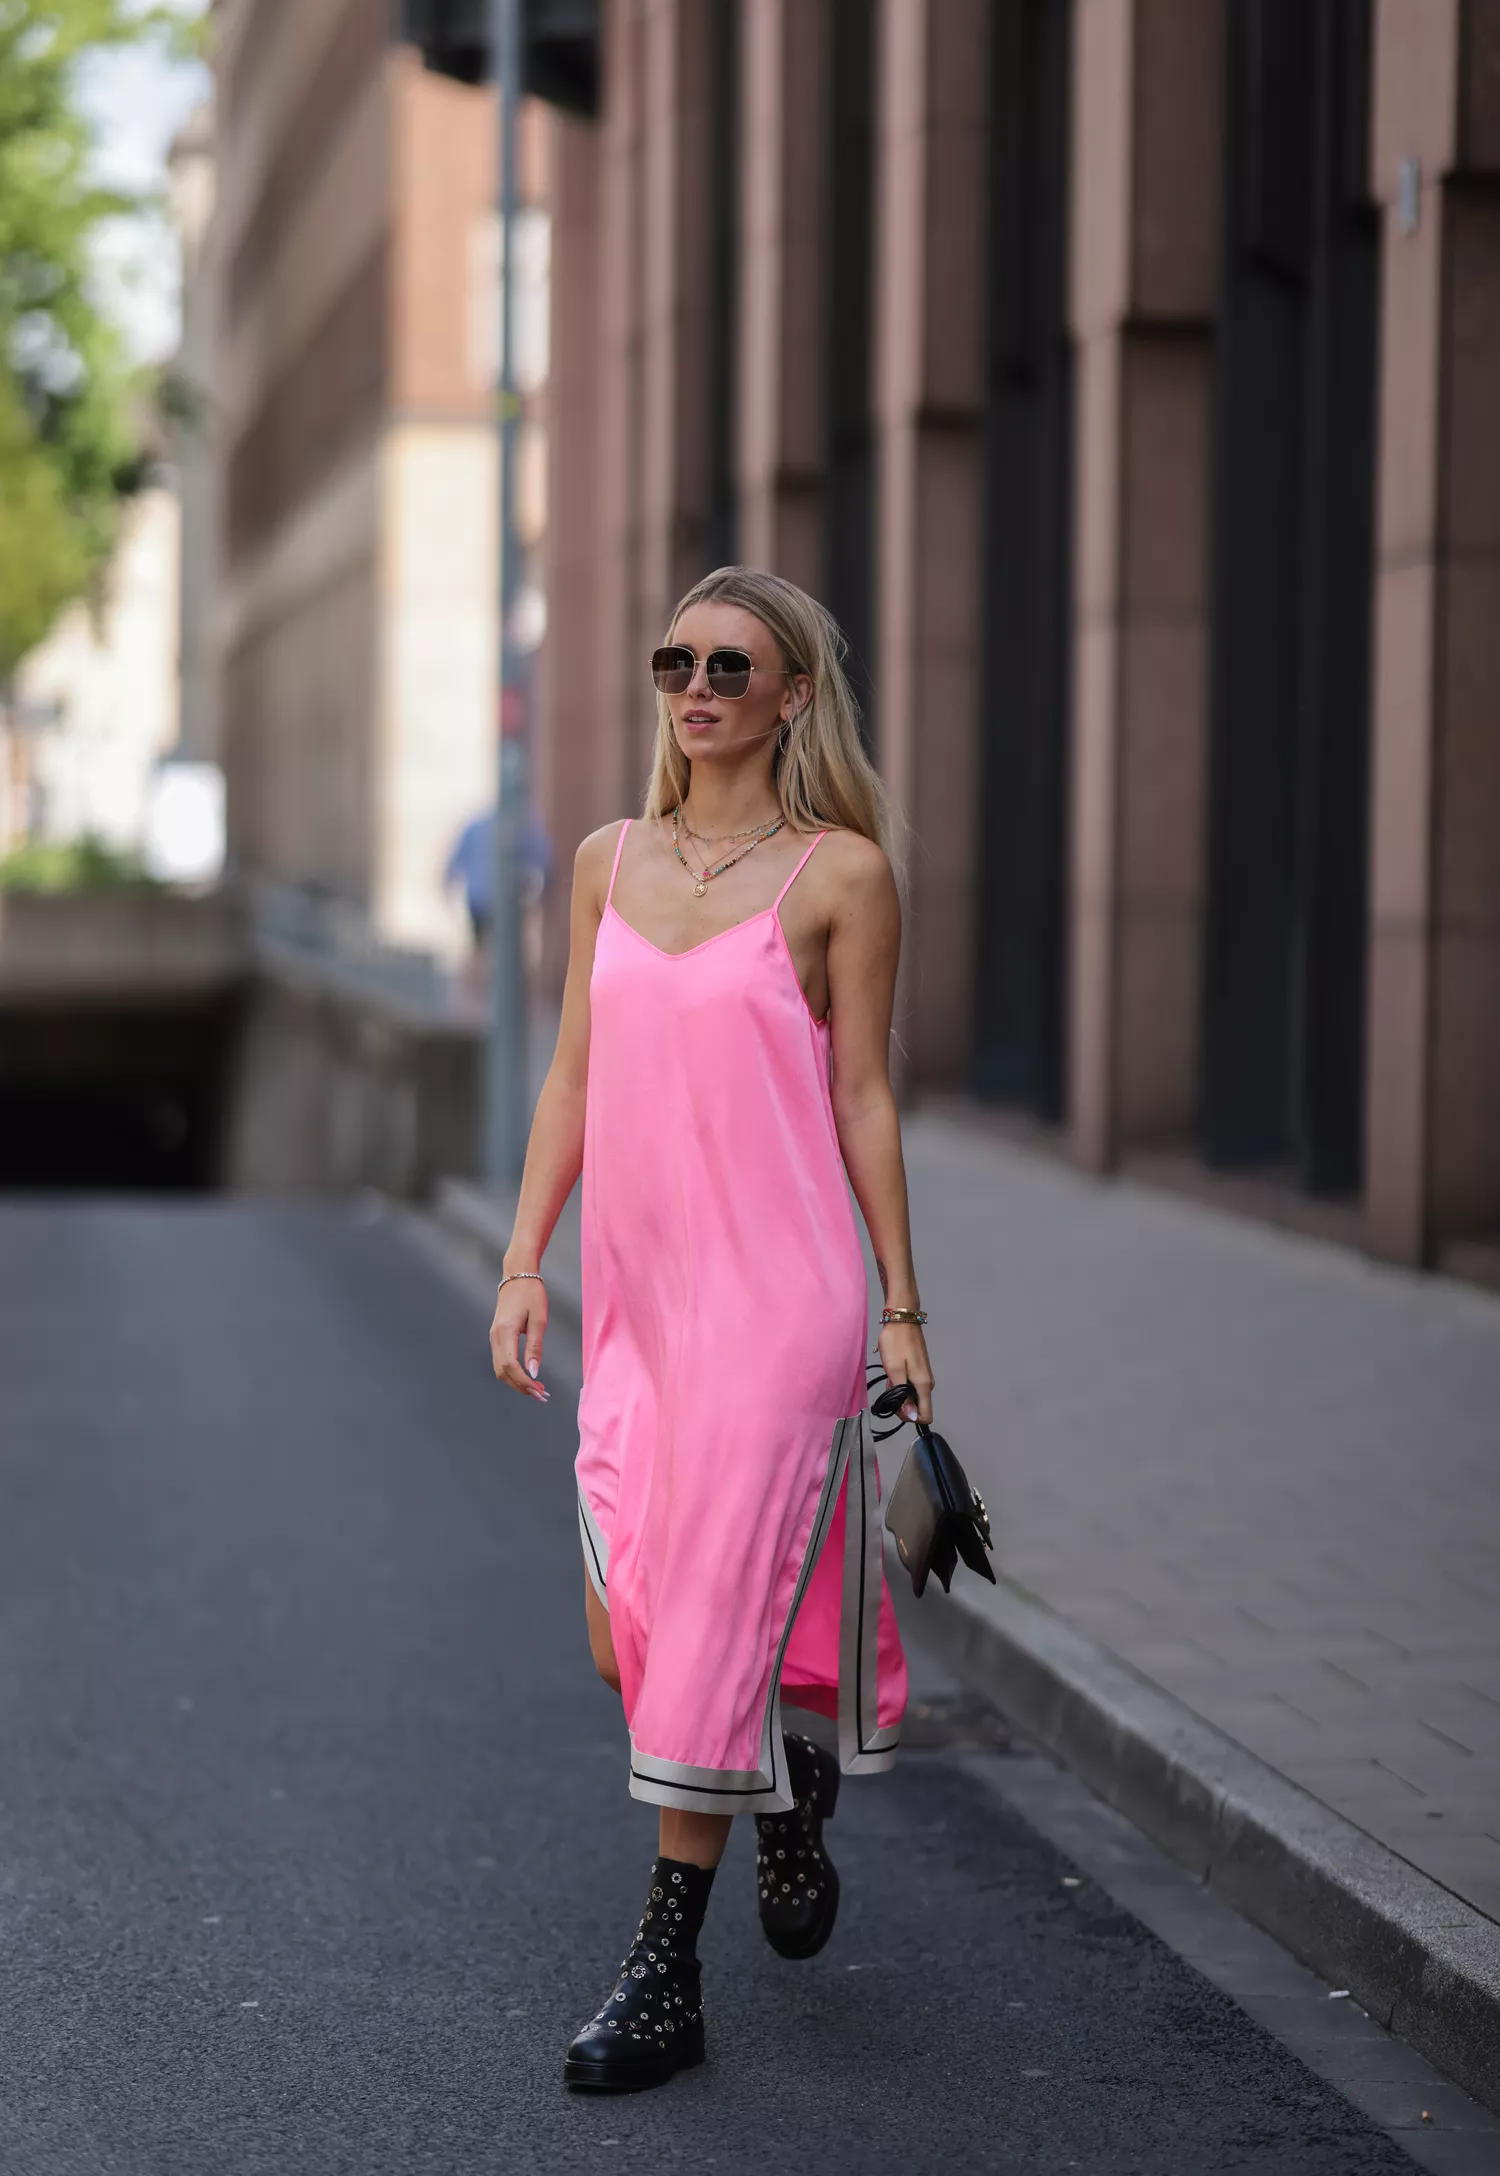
[574,818,908,1813]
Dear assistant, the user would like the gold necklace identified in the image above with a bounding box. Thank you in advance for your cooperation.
[678,808,782,848]
[671,809,785,897]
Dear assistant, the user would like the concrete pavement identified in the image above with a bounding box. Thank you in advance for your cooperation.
[1,1198,1483,2172]
[895,1112,1500,1924]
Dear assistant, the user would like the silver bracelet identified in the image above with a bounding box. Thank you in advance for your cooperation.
[498,1270,545,1292]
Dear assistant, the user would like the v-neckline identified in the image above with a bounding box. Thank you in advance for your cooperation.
[606,900,777,961]
[605,902,829,1027]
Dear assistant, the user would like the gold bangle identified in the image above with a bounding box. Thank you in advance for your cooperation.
[880,1306,927,1326]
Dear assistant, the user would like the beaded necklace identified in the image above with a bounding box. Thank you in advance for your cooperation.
[670,807,786,898]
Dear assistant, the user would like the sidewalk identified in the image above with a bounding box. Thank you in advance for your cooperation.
[901,1113,1500,1923]
[436,1109,1500,2103]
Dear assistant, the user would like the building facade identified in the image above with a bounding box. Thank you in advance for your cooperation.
[213,0,519,960]
[209,1,1499,1275]
[13,489,181,853]
[532,0,1500,1281]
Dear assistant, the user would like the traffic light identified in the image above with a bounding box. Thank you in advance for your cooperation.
[394,0,600,115]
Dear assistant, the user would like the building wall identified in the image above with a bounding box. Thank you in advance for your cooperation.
[16,492,181,852]
[216,0,391,907]
[207,0,1498,1270]
[1067,0,1222,1167]
[537,109,604,990]
[221,466,379,903]
[214,4,503,962]
[874,0,988,1086]
[376,423,497,952]
[534,0,1499,1273]
[1364,0,1500,1266]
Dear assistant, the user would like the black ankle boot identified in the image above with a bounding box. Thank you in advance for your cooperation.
[563,1857,715,2092]
[755,1732,840,1959]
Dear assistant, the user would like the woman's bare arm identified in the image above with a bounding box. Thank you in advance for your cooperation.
[488,821,620,1401]
[823,836,933,1425]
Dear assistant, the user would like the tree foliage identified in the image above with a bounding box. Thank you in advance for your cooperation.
[0,365,93,668]
[0,827,155,888]
[0,0,197,676]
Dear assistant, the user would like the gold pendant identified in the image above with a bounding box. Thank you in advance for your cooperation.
[694,881,706,897]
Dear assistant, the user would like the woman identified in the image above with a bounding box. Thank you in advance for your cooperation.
[489,565,933,2092]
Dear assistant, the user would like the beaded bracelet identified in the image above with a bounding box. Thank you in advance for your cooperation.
[880,1306,928,1326]
[498,1271,546,1293]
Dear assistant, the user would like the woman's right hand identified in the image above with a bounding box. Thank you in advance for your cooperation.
[489,1276,550,1402]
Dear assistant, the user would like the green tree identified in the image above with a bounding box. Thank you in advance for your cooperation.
[0,0,198,676]
[0,364,92,665]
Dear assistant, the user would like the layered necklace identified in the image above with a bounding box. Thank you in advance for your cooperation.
[671,805,785,897]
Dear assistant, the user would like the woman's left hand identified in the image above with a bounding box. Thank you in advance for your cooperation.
[876,1322,933,1426]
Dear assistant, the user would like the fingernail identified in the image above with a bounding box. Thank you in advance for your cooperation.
[902,1404,916,1420]
[527,1358,539,1378]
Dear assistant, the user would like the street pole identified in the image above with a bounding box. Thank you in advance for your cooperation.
[486,0,527,1181]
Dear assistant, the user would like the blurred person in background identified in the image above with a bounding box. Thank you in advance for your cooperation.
[488,566,932,2093]
[445,805,553,995]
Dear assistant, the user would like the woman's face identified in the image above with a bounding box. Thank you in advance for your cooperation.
[663,602,811,769]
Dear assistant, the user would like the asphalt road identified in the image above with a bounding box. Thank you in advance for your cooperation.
[0,1200,1433,2175]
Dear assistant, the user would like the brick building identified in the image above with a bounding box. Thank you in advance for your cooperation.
[531,0,1500,1282]
[213,0,519,959]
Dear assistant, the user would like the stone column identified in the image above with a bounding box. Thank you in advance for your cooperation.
[873,0,987,1085]
[1066,0,1222,1169]
[537,108,603,989]
[593,0,733,827]
[737,0,830,586]
[639,0,723,621]
[1365,0,1500,1267]
[595,0,651,816]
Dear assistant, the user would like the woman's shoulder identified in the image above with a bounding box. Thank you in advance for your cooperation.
[807,825,894,894]
[572,818,634,907]
[575,817,631,869]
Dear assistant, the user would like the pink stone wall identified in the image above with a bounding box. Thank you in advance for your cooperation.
[530,0,1500,1266]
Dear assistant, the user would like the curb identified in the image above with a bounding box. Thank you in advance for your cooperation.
[906,1569,1500,2117]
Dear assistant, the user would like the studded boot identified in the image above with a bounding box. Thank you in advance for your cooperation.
[563,1857,716,2092]
[755,1732,840,1959]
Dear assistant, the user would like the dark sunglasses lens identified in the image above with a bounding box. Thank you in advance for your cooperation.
[651,646,694,694]
[706,651,753,699]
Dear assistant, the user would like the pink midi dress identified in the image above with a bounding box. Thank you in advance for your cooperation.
[575,819,908,1813]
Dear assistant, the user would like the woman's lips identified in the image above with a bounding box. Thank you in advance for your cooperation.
[683,712,718,728]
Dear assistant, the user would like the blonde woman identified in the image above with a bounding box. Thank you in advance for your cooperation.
[489,565,933,2092]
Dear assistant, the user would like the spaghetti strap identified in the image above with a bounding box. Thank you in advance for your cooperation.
[605,818,631,908]
[773,829,829,911]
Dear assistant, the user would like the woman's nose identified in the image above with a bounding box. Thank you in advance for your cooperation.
[685,659,712,699]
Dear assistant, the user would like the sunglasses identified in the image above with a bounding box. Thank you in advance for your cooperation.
[650,645,793,701]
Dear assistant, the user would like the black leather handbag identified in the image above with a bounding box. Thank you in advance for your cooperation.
[869,1372,997,1600]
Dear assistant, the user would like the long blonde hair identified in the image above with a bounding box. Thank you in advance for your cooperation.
[643,566,894,857]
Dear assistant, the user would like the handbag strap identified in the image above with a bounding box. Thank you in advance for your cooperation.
[867,1363,921,1442]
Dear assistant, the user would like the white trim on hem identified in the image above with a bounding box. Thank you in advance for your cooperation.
[622,1410,902,1812]
[839,1406,901,1775]
[577,1486,610,1607]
